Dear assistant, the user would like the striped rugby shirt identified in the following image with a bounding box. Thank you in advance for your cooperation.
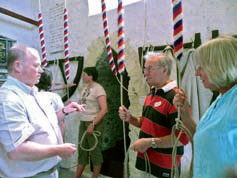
[136,81,189,178]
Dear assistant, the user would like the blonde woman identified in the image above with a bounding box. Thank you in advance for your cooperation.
[173,35,237,178]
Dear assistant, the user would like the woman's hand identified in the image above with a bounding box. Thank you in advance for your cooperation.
[173,88,191,121]
[173,88,197,135]
[86,123,94,134]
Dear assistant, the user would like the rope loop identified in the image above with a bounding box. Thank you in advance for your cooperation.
[79,130,101,152]
[123,149,151,178]
[171,120,194,178]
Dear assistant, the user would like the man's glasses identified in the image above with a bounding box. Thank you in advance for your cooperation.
[143,65,161,72]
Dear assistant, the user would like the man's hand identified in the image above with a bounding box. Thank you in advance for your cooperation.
[57,143,77,159]
[129,138,152,153]
[64,102,85,114]
[118,105,130,122]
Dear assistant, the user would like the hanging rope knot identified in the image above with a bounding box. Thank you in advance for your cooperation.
[175,117,183,130]
[92,131,101,137]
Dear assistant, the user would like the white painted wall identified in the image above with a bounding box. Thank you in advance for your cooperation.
[0,0,39,48]
[1,0,237,60]
[1,0,236,60]
[38,0,237,60]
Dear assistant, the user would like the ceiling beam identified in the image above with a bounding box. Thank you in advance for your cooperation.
[0,7,38,26]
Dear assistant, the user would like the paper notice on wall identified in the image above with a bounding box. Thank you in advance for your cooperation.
[48,3,64,54]
[88,0,142,16]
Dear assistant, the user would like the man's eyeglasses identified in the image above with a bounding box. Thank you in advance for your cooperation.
[143,65,161,72]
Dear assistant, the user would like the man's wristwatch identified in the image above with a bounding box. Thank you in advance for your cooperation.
[151,138,158,148]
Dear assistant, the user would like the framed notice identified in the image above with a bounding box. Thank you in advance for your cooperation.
[0,40,6,65]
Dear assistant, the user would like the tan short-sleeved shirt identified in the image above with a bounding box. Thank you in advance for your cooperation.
[79,82,106,121]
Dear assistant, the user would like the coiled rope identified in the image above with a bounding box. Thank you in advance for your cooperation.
[68,130,101,169]
[123,141,151,178]
[171,118,194,178]
[79,130,101,152]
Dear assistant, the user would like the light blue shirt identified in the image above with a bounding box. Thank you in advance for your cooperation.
[193,85,237,178]
[38,91,64,112]
[0,76,62,178]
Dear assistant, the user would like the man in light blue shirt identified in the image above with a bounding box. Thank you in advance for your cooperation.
[0,45,85,178]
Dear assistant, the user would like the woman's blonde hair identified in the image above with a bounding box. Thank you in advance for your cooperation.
[194,35,237,88]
